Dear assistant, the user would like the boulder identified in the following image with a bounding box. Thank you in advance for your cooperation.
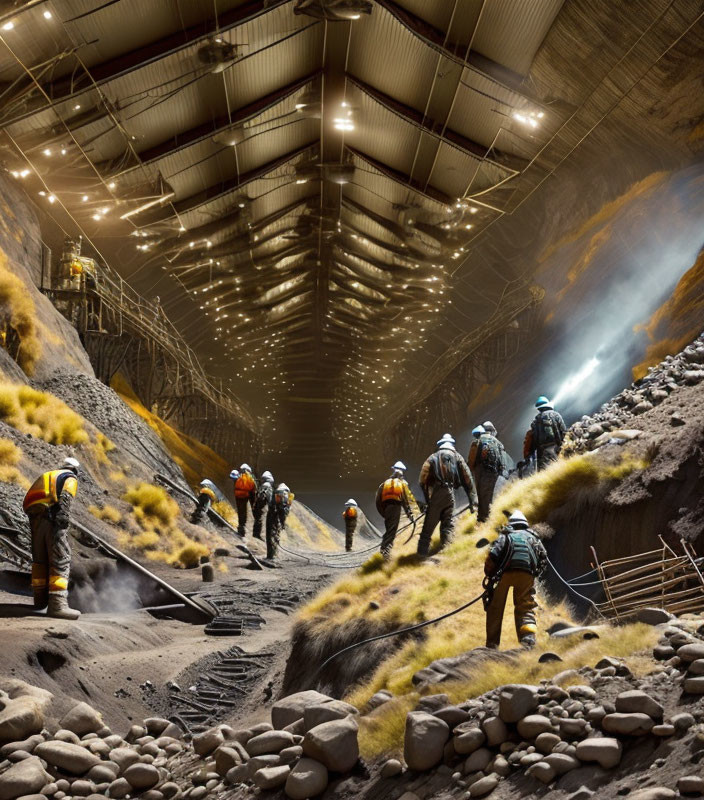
[380,758,403,778]
[433,706,470,728]
[106,778,131,799]
[0,756,51,800]
[671,713,695,733]
[253,765,290,790]
[123,764,160,791]
[246,755,280,780]
[464,748,492,774]
[86,764,119,783]
[469,773,499,797]
[544,753,580,774]
[225,764,249,785]
[535,732,561,754]
[688,659,704,676]
[683,677,704,694]
[192,727,224,757]
[34,742,100,775]
[575,737,622,769]
[403,712,449,772]
[517,715,553,739]
[108,747,140,772]
[279,745,303,765]
[629,789,676,800]
[559,718,589,738]
[481,718,507,747]
[527,762,555,784]
[302,717,358,773]
[678,644,704,663]
[678,776,704,795]
[0,700,45,747]
[285,758,328,800]
[143,718,170,737]
[454,728,485,755]
[651,724,675,737]
[367,691,392,711]
[214,746,243,776]
[59,703,102,737]
[498,685,539,724]
[303,700,357,732]
[614,690,663,719]
[245,730,295,756]
[634,608,673,626]
[271,691,332,730]
[602,713,654,736]
[0,735,44,758]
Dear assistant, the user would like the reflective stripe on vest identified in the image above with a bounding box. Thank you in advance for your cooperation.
[234,472,255,498]
[381,478,404,503]
[23,470,77,512]
[200,487,217,502]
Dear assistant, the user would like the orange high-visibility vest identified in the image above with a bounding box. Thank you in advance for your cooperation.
[381,478,404,503]
[234,472,255,498]
[23,470,78,512]
[343,507,358,519]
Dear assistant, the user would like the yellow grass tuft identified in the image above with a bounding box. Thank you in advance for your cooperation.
[0,250,41,375]
[213,500,237,527]
[0,382,88,445]
[88,504,122,524]
[94,432,116,465]
[124,482,179,527]
[0,436,29,487]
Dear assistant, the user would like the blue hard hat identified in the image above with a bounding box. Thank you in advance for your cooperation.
[535,396,550,408]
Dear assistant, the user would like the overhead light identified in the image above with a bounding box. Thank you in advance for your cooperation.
[42,148,51,156]
[119,190,175,219]
[47,195,56,203]
[108,181,116,189]
[74,104,81,111]
[2,21,14,30]
[43,10,52,19]
[512,110,540,128]
[81,195,89,202]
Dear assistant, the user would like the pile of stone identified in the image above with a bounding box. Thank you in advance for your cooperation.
[565,332,704,453]
[390,613,704,797]
[0,687,360,800]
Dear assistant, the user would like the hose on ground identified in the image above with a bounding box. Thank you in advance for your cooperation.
[317,588,488,673]
[544,552,606,619]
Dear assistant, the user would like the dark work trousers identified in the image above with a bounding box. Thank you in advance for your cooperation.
[344,518,357,552]
[235,496,249,536]
[380,503,402,559]
[29,507,71,606]
[537,444,559,471]
[476,470,507,522]
[417,485,455,556]
[252,500,267,540]
[266,505,289,559]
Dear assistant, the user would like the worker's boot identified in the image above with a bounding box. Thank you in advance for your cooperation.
[47,593,81,620]
[520,634,536,649]
[33,590,49,610]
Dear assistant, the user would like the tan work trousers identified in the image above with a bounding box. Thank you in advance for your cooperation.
[485,569,537,648]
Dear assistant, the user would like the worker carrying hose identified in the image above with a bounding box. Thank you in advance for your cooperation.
[417,435,476,558]
[524,397,567,470]
[252,471,274,541]
[23,457,81,620]
[472,421,511,522]
[342,498,359,552]
[192,479,221,524]
[376,461,418,560]
[232,464,257,537]
[484,510,546,649]
[266,483,294,560]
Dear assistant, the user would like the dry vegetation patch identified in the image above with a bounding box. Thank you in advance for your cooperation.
[0,381,89,445]
[0,250,41,375]
[0,436,29,488]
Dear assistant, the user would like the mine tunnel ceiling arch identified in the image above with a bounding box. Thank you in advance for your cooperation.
[0,0,694,478]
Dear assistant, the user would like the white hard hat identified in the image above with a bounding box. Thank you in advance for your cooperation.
[472,425,485,437]
[436,432,455,446]
[199,479,209,486]
[345,498,357,506]
[63,457,80,471]
[229,469,240,479]
[392,460,406,471]
[261,471,274,482]
[240,463,251,472]
[508,510,529,528]
[482,420,496,433]
[277,483,289,492]
[439,441,455,451]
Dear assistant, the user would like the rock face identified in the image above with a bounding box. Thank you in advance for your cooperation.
[403,712,449,771]
[614,690,663,719]
[0,757,50,800]
[301,717,359,773]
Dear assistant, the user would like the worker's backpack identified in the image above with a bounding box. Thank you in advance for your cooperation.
[380,478,404,503]
[275,488,291,508]
[433,450,459,488]
[235,472,256,498]
[532,411,559,448]
[477,435,503,474]
[502,529,545,576]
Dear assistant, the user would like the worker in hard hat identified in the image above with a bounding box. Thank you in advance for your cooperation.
[23,457,81,620]
[192,478,220,524]
[232,464,257,537]
[375,461,419,560]
[266,483,294,559]
[252,471,274,541]
[483,510,546,649]
[473,421,510,522]
[524,397,567,470]
[467,425,485,481]
[417,437,476,557]
[342,499,359,552]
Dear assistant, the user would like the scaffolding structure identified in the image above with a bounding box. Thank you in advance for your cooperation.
[41,239,260,461]
[591,537,704,620]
